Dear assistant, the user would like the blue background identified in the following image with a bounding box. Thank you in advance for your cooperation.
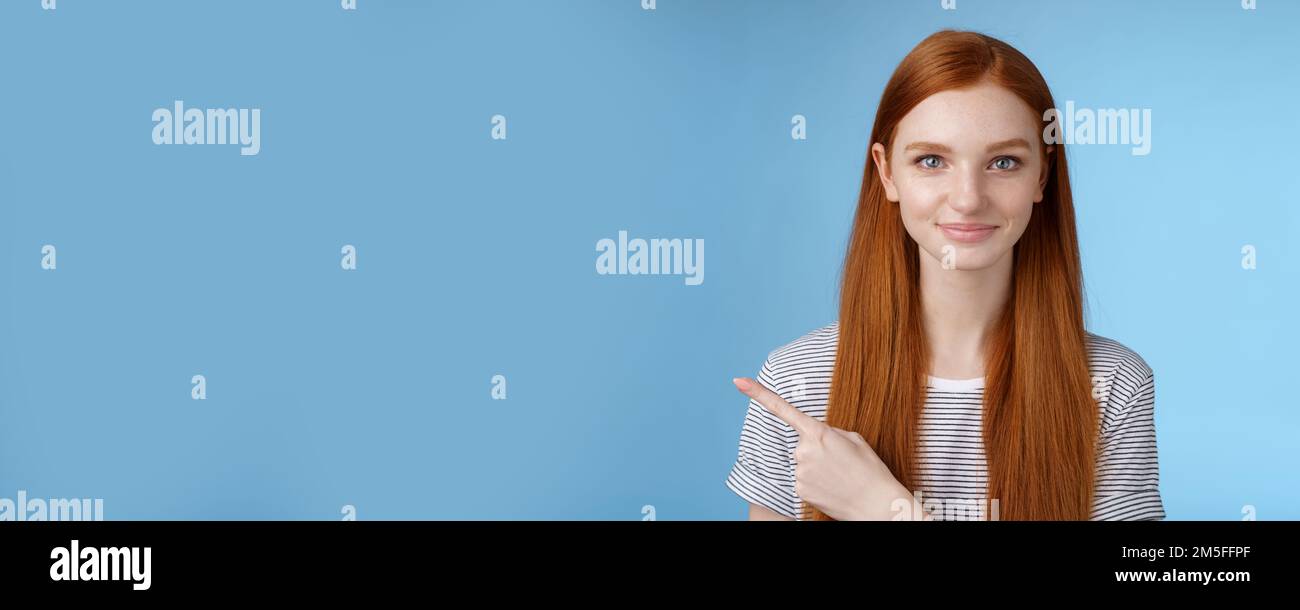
[1,0,1295,520]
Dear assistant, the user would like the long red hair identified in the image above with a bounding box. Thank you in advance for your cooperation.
[807,30,1096,521]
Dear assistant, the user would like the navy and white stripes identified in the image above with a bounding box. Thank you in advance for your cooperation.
[725,321,1166,521]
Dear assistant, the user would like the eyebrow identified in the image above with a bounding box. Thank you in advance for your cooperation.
[902,138,1033,154]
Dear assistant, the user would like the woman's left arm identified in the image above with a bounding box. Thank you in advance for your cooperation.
[1093,367,1167,521]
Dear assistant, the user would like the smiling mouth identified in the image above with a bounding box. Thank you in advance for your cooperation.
[937,223,997,243]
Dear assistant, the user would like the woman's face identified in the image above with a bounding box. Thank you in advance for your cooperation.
[871,81,1052,271]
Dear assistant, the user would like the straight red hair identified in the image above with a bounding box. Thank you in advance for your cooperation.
[806,31,1096,521]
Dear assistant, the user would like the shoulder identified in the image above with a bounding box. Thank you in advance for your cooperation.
[759,321,842,374]
[756,322,839,419]
[1084,332,1154,388]
[1084,332,1157,430]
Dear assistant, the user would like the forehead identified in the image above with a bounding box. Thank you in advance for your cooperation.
[892,82,1041,151]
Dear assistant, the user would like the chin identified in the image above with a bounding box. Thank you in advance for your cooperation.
[925,245,1006,271]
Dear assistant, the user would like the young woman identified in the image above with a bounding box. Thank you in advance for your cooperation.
[725,30,1166,521]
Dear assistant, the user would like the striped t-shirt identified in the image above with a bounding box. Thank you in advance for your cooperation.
[725,321,1166,521]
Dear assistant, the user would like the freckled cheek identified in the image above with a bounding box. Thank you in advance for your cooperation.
[988,178,1039,199]
[986,180,1038,221]
[896,179,948,221]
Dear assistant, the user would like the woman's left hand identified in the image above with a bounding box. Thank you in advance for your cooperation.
[733,377,913,521]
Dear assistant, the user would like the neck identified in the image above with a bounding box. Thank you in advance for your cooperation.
[918,247,1013,379]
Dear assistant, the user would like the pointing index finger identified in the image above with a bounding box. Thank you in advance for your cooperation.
[732,377,823,437]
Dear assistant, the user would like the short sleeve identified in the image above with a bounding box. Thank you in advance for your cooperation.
[1092,365,1167,521]
[724,356,801,519]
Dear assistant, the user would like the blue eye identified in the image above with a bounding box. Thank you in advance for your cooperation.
[917,155,943,169]
[991,156,1020,170]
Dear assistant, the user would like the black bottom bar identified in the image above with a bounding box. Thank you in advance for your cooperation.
[0,520,1287,595]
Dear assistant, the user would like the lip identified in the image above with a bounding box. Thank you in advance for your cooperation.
[938,223,997,243]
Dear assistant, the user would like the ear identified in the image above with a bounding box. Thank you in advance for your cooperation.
[1034,145,1055,203]
[870,142,900,202]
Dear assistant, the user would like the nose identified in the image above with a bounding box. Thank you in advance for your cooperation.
[947,165,985,214]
